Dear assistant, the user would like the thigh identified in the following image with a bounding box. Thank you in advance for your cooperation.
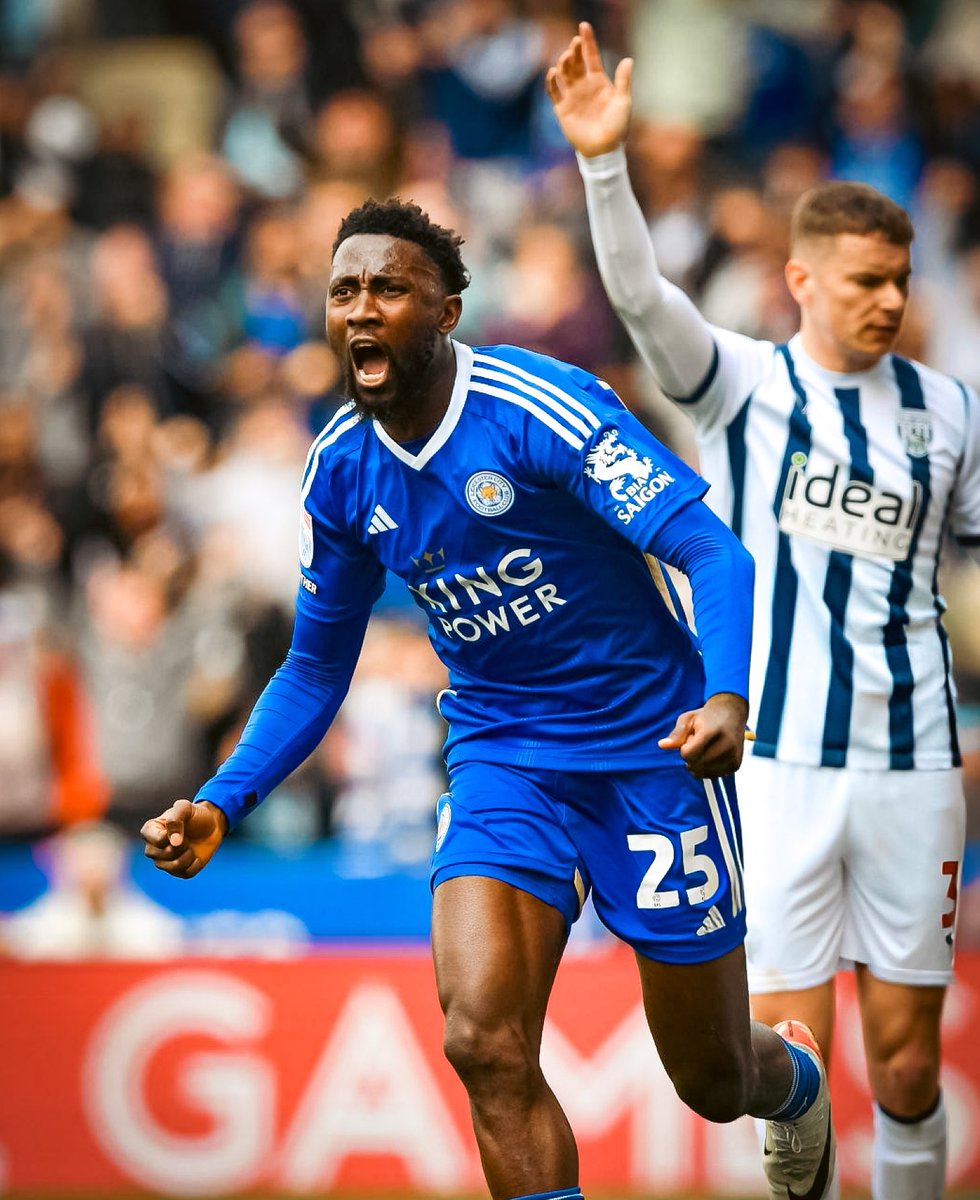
[430,760,586,932]
[432,875,568,1032]
[565,766,746,964]
[635,943,752,1078]
[843,768,965,985]
[738,754,847,993]
[855,964,946,1112]
[855,966,946,1063]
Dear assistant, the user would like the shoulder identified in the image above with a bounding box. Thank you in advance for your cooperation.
[892,355,969,403]
[468,343,616,450]
[890,354,976,421]
[301,401,366,496]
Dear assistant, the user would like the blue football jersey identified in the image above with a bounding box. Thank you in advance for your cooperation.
[297,341,711,770]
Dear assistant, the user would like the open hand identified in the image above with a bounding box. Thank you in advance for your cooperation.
[140,798,227,879]
[658,693,750,779]
[545,21,633,158]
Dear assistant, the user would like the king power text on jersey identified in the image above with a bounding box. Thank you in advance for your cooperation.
[407,548,567,642]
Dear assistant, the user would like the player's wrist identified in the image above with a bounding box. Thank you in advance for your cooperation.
[198,799,228,837]
[704,691,749,724]
[576,145,628,171]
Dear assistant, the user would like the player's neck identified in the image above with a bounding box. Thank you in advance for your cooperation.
[798,326,884,376]
[377,339,458,444]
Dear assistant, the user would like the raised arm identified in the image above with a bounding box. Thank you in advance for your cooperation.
[546,23,716,401]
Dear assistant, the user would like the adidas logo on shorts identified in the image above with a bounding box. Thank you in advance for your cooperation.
[696,905,726,936]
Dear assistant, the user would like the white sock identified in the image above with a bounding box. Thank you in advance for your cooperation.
[873,1096,946,1200]
[753,1117,840,1199]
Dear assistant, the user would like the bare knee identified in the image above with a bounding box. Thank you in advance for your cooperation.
[670,1058,751,1124]
[443,1008,540,1102]
[870,1044,941,1114]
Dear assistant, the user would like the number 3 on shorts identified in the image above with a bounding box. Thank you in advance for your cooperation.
[628,826,720,910]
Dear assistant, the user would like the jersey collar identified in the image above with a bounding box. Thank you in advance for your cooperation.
[372,339,473,470]
[788,332,892,385]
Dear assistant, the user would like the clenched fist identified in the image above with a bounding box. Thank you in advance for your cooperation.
[140,798,227,879]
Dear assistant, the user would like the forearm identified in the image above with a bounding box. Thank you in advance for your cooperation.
[650,502,754,701]
[578,147,716,398]
[195,607,369,828]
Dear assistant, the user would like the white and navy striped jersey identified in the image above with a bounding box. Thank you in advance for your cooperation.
[297,340,714,770]
[684,329,980,770]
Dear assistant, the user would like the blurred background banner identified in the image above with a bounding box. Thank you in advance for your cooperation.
[3,953,980,1195]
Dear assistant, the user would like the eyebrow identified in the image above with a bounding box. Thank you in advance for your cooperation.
[329,271,409,287]
[848,267,912,280]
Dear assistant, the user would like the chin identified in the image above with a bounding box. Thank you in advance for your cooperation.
[344,368,395,413]
[864,329,899,350]
[352,386,388,409]
[350,386,400,423]
[847,337,893,364]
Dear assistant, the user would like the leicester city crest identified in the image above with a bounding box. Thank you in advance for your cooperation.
[465,471,515,516]
[897,411,933,459]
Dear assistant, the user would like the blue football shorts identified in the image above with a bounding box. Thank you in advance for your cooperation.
[430,760,746,964]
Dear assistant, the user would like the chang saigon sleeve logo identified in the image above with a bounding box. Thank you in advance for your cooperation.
[583,429,675,524]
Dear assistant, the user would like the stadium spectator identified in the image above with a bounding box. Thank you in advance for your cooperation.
[479,219,626,378]
[218,0,311,199]
[0,584,107,838]
[1,820,182,957]
[79,555,205,831]
[311,88,400,197]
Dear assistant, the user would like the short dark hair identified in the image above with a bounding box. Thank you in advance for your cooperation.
[333,197,470,294]
[791,181,914,248]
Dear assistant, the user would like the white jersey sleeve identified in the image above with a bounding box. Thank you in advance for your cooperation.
[578,148,775,436]
[950,381,980,553]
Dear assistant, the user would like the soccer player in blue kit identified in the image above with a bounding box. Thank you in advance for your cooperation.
[141,199,836,1199]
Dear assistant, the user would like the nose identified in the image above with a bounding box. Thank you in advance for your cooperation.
[347,286,380,326]
[880,281,906,313]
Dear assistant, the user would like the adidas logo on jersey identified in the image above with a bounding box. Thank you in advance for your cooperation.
[696,905,726,936]
[368,505,398,535]
[778,458,921,562]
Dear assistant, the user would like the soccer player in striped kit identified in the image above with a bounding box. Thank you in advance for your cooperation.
[142,197,837,1200]
[549,23,980,1200]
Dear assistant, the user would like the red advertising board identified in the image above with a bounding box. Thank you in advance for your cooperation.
[2,947,979,1194]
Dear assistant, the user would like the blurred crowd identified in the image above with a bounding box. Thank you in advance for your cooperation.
[0,0,979,938]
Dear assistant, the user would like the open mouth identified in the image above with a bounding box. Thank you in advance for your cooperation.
[349,339,390,389]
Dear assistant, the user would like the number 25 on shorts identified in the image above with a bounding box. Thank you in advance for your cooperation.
[628,827,720,910]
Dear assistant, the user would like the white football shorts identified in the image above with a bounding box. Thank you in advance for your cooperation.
[738,755,965,990]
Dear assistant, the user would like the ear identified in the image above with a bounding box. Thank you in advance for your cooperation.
[784,257,812,308]
[438,294,463,335]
